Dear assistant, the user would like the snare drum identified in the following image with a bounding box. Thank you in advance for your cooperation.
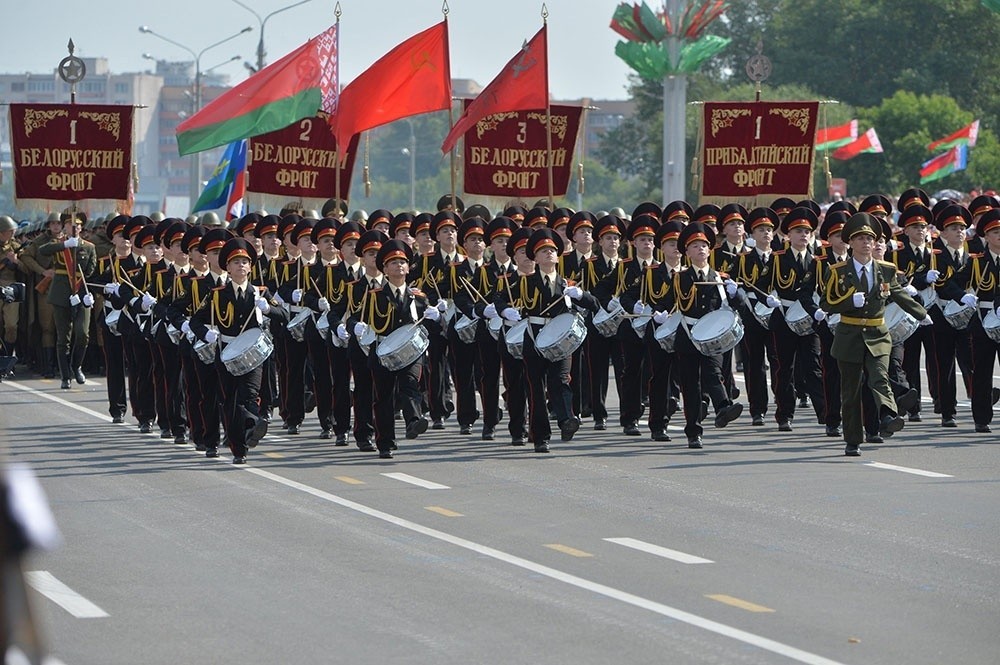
[376,324,430,370]
[690,309,744,356]
[315,313,330,341]
[593,298,626,337]
[165,322,183,345]
[286,308,311,342]
[981,309,1000,343]
[783,300,814,336]
[357,325,376,355]
[653,312,681,352]
[504,319,529,359]
[885,302,918,345]
[193,328,219,365]
[918,287,938,309]
[942,299,974,330]
[535,312,588,362]
[631,304,652,339]
[220,328,274,376]
[105,308,122,336]
[751,301,774,328]
[488,315,503,341]
[454,314,479,344]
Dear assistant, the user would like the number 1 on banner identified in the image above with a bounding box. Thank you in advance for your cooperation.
[754,116,762,141]
[69,119,77,145]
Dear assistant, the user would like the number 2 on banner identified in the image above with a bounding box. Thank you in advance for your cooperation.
[299,119,312,142]
[754,116,762,141]
[69,120,77,145]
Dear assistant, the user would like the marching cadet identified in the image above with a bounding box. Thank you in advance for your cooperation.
[276,218,318,435]
[620,220,686,441]
[736,207,780,427]
[762,207,826,431]
[190,238,284,464]
[814,210,852,437]
[670,222,745,449]
[348,239,435,458]
[411,213,436,256]
[593,216,659,436]
[389,212,415,248]
[494,226,534,446]
[495,228,600,452]
[939,207,1000,433]
[558,211,597,420]
[525,207,551,230]
[711,203,748,401]
[93,215,132,422]
[823,213,929,456]
[38,212,97,389]
[18,213,63,378]
[0,216,22,358]
[581,214,626,431]
[769,198,796,250]
[254,214,284,424]
[889,205,940,422]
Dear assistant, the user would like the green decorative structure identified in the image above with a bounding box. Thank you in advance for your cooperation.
[610,1,731,200]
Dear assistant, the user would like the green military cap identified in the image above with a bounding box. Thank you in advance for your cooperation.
[842,212,879,240]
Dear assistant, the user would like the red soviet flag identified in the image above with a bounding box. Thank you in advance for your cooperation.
[441,25,548,154]
[331,20,451,149]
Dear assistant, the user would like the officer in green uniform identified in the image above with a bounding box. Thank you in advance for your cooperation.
[823,213,929,456]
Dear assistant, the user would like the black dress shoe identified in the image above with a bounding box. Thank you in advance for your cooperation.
[993,387,1000,406]
[879,414,905,437]
[432,418,446,430]
[319,428,333,439]
[460,424,473,435]
[511,436,527,446]
[798,396,809,408]
[160,429,172,439]
[173,432,187,445]
[651,430,671,442]
[778,420,793,432]
[908,412,922,423]
[751,415,765,426]
[896,388,918,414]
[941,417,957,428]
[60,378,71,389]
[205,447,219,458]
[865,433,884,444]
[699,399,709,422]
[195,442,207,452]
[286,424,300,435]
[975,423,992,433]
[623,423,641,436]
[112,414,125,424]
[74,368,86,384]
[247,419,268,449]
[825,425,842,437]
[405,417,428,439]
[139,421,153,434]
[534,441,550,453]
[481,427,495,441]
[559,416,581,441]
[335,433,349,446]
[844,445,861,457]
[687,437,703,449]
[593,419,607,431]
[378,450,394,459]
[358,441,376,452]
[233,456,247,465]
[714,403,743,428]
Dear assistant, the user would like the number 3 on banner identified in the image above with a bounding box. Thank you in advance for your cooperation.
[754,116,762,141]
[517,122,527,144]
[299,118,312,142]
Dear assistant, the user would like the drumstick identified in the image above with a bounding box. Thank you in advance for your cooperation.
[736,279,773,299]
[459,276,487,303]
[538,294,567,316]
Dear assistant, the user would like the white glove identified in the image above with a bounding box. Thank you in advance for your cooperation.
[632,301,645,315]
[273,292,285,306]
[104,282,119,295]
[766,294,780,308]
[744,237,757,249]
[436,300,449,312]
[919,316,933,326]
[724,279,737,297]
[204,328,219,344]
[813,309,827,322]
[255,296,270,313]
[353,322,368,337]
[852,292,866,308]
[317,297,330,312]
[904,284,918,296]
[502,307,522,322]
[425,306,441,322]
[291,288,303,304]
[141,293,156,311]
[961,293,978,308]
[336,322,349,340]
[69,294,81,307]
[564,285,583,300]
[63,236,78,248]
[483,303,498,319]
[82,293,94,307]
[181,320,191,335]
[653,310,669,324]
[925,269,940,282]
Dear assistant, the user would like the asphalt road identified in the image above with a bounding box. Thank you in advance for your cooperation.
[2,364,998,665]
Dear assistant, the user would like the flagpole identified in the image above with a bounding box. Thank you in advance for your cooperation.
[334,5,343,216]
[443,1,458,211]
[542,6,553,206]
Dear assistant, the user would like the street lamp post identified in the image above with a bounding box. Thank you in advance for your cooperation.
[139,25,252,207]
[231,0,314,71]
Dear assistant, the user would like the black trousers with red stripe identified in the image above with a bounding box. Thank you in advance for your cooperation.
[371,354,423,453]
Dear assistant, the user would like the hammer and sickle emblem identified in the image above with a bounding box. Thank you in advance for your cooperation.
[512,40,537,78]
[411,49,436,73]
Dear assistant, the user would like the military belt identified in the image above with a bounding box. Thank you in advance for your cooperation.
[839,315,884,326]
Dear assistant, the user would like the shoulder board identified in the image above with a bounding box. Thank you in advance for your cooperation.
[831,260,849,269]
[211,285,226,292]
[876,259,895,268]
[814,254,827,261]
[773,249,787,255]
[155,267,171,275]
[931,248,942,254]
[717,271,730,279]
[281,259,297,266]
[622,257,635,263]
[370,286,384,293]
[586,256,599,263]
[970,252,985,259]
[409,289,426,298]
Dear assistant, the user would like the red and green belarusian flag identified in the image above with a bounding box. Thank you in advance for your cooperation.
[920,144,969,184]
[176,25,339,156]
[815,120,857,151]
[832,127,883,160]
[927,120,979,152]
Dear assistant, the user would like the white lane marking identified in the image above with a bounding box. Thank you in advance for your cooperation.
[864,462,953,478]
[381,472,450,490]
[25,571,108,618]
[604,537,714,564]
[4,380,113,423]
[247,468,845,665]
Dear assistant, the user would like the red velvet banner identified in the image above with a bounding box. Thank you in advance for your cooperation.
[462,103,582,198]
[10,103,134,202]
[700,101,818,206]
[247,115,358,200]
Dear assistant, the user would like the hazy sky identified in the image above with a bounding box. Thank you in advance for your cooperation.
[2,0,636,100]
